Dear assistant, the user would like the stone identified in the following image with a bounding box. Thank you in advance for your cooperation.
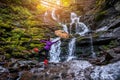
[0,66,8,74]
[0,66,9,80]
[113,47,120,53]
[76,37,116,46]
[108,19,120,30]
[113,27,120,38]
[91,61,120,80]
[114,1,120,12]
[28,60,120,80]
[20,71,33,80]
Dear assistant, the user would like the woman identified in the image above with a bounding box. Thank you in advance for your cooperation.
[34,37,59,65]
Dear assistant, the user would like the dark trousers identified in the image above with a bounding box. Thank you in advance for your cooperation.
[38,48,49,61]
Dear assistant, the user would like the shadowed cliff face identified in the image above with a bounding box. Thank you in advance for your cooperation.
[77,0,120,30]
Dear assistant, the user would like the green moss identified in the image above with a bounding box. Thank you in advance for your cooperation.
[95,10,107,21]
[11,6,31,16]
[101,40,119,50]
[0,20,13,29]
[108,40,119,48]
[17,46,26,51]
[77,36,87,42]
[30,43,44,49]
[21,38,31,41]
[0,0,53,59]
[12,52,22,57]
[96,0,105,7]
[5,54,11,59]
[101,45,110,50]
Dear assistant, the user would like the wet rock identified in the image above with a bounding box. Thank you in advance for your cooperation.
[76,37,116,46]
[100,32,114,38]
[113,47,120,53]
[19,71,33,80]
[0,66,8,74]
[114,1,120,12]
[67,60,93,80]
[108,19,120,30]
[107,47,120,62]
[91,61,120,80]
[113,27,120,38]
[29,62,69,80]
[0,72,9,80]
[9,60,38,71]
[0,66,9,80]
[8,60,119,80]
[8,72,19,80]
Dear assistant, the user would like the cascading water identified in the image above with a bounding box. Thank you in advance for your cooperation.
[51,9,76,61]
[70,12,89,36]
[66,12,90,61]
[51,8,58,21]
[70,12,77,34]
[44,5,92,62]
[44,11,48,23]
[75,22,89,36]
[89,33,96,58]
[95,26,108,32]
[67,38,76,61]
[61,24,69,33]
[70,12,97,58]
[49,37,61,63]
[50,11,91,62]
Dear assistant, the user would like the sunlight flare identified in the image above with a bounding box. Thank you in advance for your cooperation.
[40,0,61,9]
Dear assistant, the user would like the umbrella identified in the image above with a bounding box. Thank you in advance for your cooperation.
[55,30,69,39]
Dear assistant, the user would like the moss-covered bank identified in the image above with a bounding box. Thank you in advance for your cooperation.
[0,0,53,59]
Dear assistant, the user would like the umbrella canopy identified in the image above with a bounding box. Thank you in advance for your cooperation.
[55,30,69,39]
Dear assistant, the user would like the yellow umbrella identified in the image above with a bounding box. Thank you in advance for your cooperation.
[55,30,69,39]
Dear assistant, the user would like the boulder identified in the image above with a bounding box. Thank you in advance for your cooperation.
[114,1,120,12]
[76,37,116,46]
[113,27,120,38]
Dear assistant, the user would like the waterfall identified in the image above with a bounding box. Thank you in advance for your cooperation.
[45,9,91,62]
[51,8,58,21]
[75,22,89,36]
[89,33,96,58]
[61,24,69,33]
[70,12,89,36]
[67,38,76,61]
[49,37,61,63]
[70,12,77,34]
[44,11,48,23]
[66,12,89,61]
[95,26,108,32]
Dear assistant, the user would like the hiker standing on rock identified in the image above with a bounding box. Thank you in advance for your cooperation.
[33,36,59,66]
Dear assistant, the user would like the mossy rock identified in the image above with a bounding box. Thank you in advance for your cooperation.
[0,20,13,31]
[101,45,110,50]
[4,53,11,59]
[0,48,5,55]
[95,10,107,21]
[96,0,106,7]
[14,46,27,52]
[21,38,31,42]
[11,52,28,58]
[101,40,119,50]
[29,43,44,49]
[0,0,55,59]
